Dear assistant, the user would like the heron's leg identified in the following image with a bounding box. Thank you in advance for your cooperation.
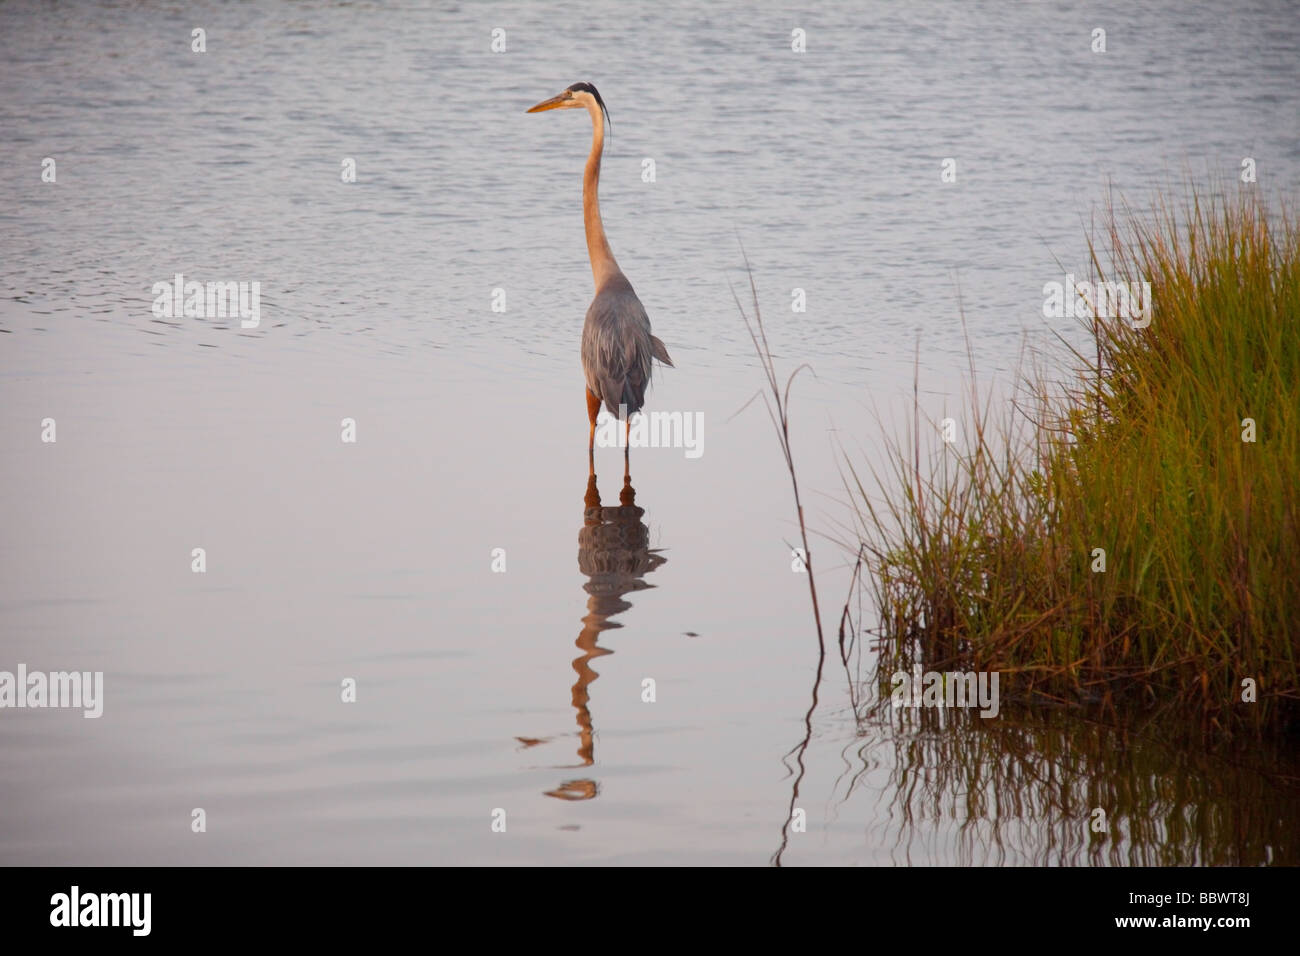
[623,418,631,479]
[586,388,601,453]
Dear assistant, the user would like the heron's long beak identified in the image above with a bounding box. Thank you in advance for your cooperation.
[526,93,567,113]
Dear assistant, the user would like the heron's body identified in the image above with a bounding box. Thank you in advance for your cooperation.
[583,274,672,418]
[528,82,673,457]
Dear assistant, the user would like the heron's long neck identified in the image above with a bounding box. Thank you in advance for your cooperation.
[583,101,620,288]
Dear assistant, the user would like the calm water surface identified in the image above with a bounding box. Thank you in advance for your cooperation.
[1,0,1297,864]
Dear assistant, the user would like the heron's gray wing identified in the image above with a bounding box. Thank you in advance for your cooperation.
[582,284,655,417]
[650,334,673,367]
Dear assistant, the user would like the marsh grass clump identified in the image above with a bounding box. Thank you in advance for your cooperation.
[851,189,1299,734]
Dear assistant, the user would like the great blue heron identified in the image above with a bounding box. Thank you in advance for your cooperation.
[527,82,674,464]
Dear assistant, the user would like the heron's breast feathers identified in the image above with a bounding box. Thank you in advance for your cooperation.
[581,288,671,415]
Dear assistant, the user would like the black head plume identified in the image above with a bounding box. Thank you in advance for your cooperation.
[565,82,612,133]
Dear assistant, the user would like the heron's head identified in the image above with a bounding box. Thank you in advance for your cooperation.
[526,82,610,125]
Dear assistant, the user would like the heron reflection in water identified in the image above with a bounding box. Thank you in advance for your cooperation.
[530,470,666,801]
